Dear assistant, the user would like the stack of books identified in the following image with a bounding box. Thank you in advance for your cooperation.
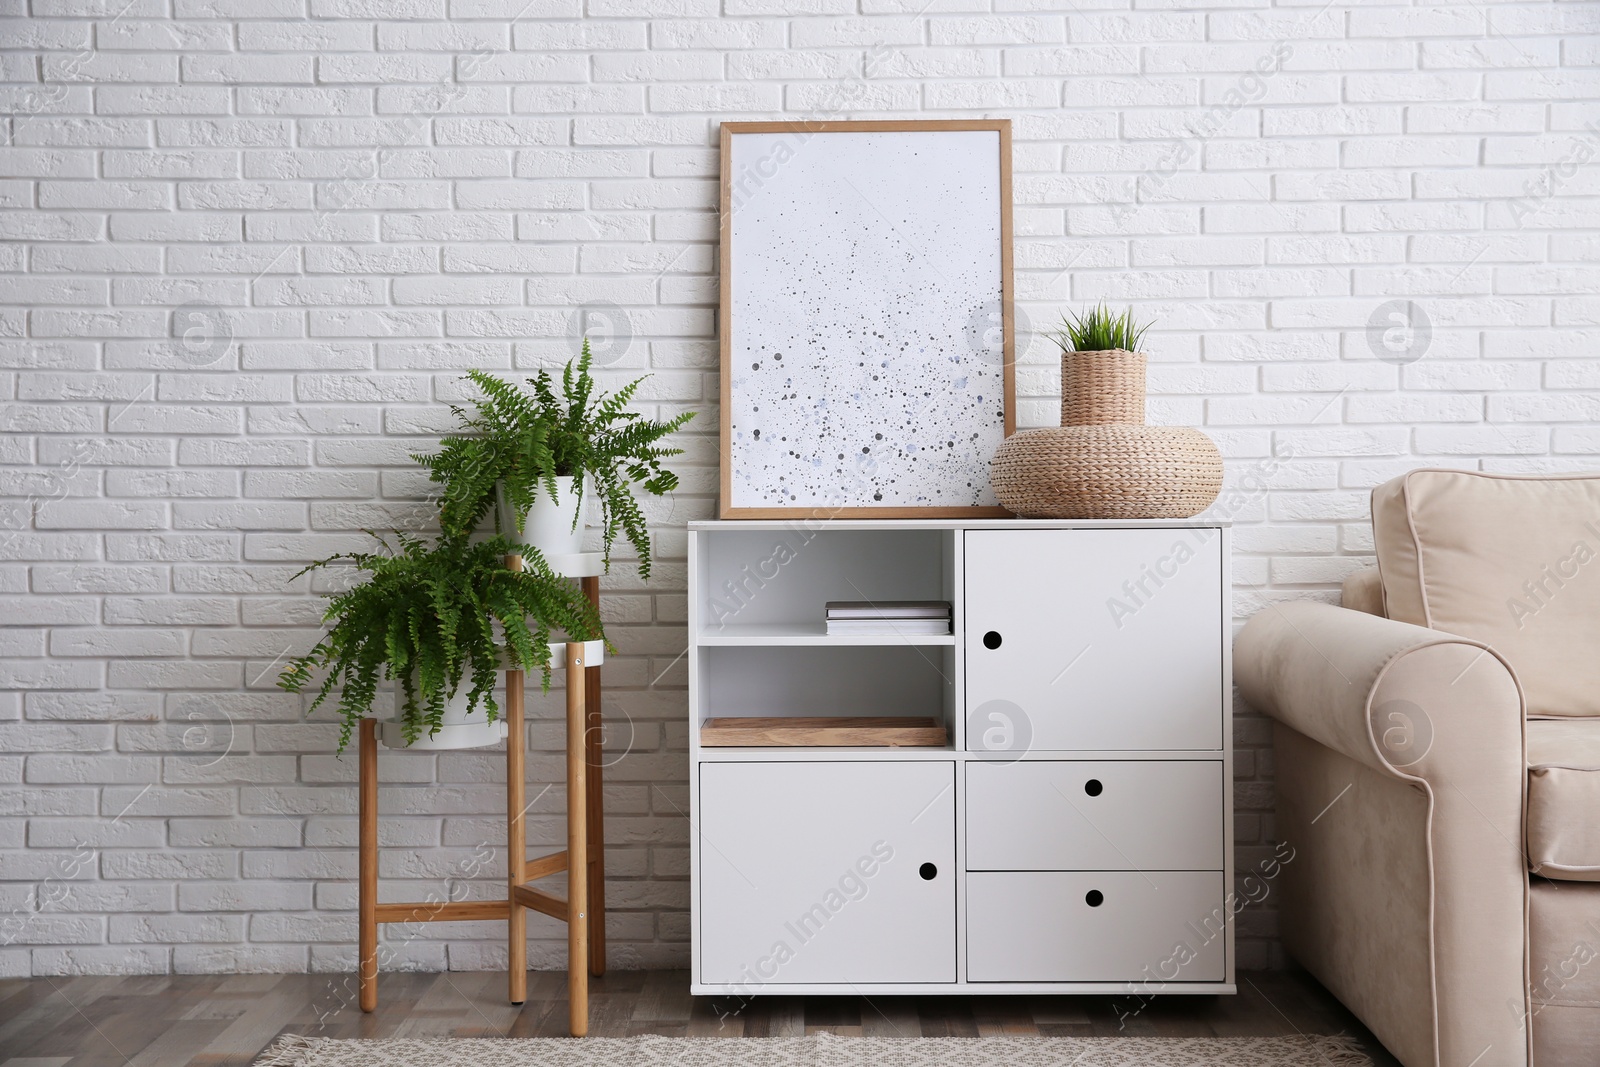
[825,601,952,636]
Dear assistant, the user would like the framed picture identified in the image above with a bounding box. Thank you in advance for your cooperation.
[719,119,1015,519]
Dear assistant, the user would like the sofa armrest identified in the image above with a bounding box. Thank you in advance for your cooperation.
[1237,601,1521,780]
[1238,601,1529,1067]
[1341,565,1384,616]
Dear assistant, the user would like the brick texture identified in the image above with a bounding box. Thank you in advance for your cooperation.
[2,2,1598,979]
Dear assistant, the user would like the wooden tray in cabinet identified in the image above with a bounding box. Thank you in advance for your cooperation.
[699,716,948,748]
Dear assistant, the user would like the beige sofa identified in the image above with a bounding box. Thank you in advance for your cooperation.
[1237,470,1600,1067]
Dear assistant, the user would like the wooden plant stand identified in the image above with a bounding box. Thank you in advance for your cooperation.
[358,562,607,1037]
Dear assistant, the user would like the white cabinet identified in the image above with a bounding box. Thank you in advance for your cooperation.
[689,520,1232,995]
[698,761,955,985]
[964,528,1224,751]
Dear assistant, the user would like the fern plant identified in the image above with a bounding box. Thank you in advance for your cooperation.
[1055,304,1153,354]
[414,340,694,580]
[278,533,603,752]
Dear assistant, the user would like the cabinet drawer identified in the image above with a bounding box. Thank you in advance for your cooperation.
[966,871,1226,982]
[966,760,1223,872]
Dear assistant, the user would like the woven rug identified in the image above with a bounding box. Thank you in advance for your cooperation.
[255,1032,1372,1066]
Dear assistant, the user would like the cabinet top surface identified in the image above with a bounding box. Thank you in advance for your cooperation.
[688,518,1231,531]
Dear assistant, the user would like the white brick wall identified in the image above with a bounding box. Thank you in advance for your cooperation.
[2,0,1598,980]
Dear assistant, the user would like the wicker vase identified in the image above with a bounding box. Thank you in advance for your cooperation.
[991,349,1222,519]
[1061,349,1146,426]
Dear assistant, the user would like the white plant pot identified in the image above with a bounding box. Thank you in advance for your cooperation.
[378,675,508,751]
[497,475,585,558]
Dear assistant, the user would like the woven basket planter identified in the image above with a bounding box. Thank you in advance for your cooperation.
[991,348,1223,519]
[1061,348,1145,426]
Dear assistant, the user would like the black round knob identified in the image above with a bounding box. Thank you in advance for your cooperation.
[919,862,937,880]
[1084,779,1103,797]
[982,631,1002,649]
[1085,889,1104,907]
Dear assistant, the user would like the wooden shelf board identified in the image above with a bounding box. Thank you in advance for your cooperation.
[700,716,948,748]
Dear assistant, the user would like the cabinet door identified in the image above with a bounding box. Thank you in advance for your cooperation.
[965,529,1223,751]
[967,871,1226,982]
[698,761,955,985]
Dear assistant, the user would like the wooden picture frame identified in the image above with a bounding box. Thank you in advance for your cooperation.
[718,119,1015,519]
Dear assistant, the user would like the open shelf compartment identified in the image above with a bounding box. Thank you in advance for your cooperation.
[690,526,960,751]
[693,527,954,643]
[693,644,956,750]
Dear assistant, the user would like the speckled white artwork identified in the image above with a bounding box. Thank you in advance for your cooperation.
[727,129,1006,511]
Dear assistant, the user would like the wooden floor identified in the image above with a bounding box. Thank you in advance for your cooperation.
[0,968,1401,1066]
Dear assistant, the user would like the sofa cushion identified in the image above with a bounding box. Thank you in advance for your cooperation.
[1372,469,1600,717]
[1528,719,1600,881]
